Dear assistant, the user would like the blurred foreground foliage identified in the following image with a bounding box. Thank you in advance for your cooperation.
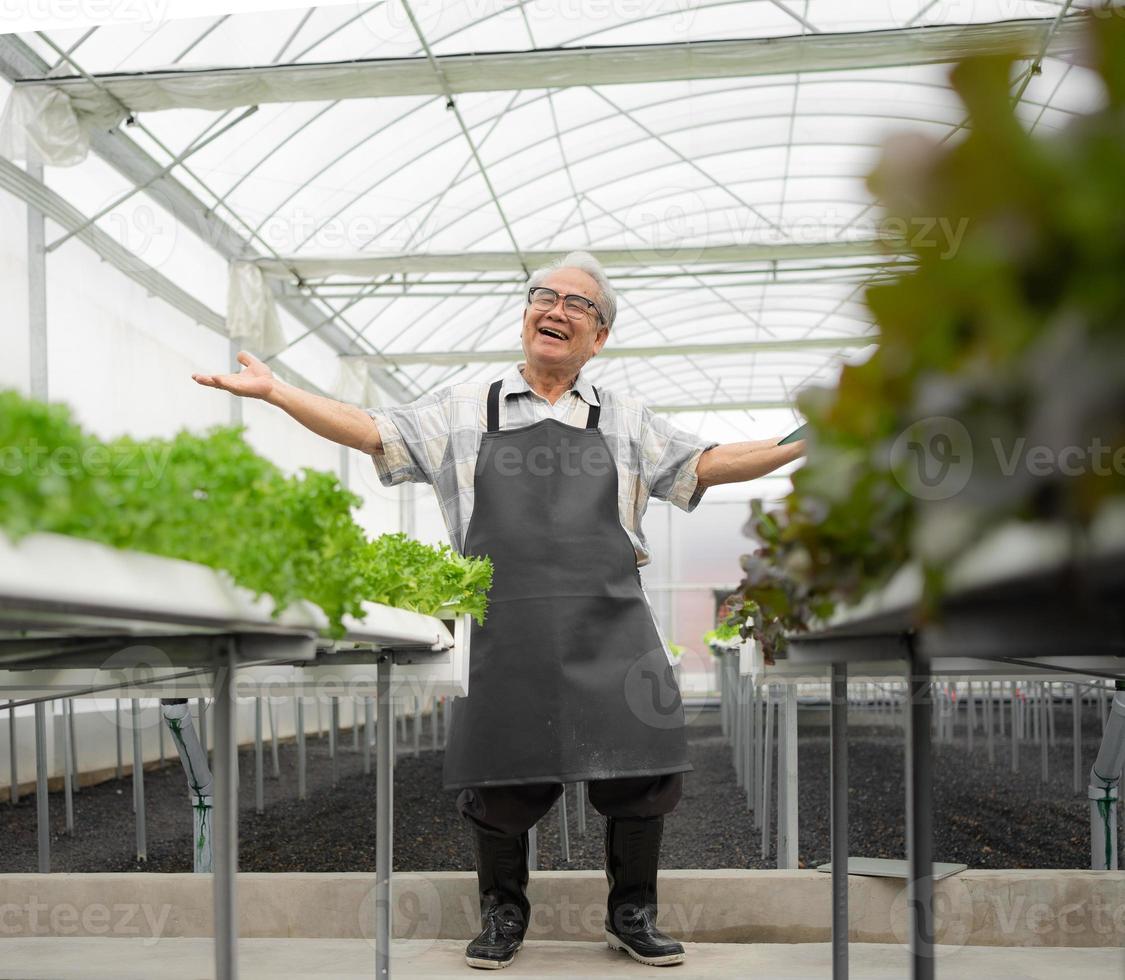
[731,13,1125,662]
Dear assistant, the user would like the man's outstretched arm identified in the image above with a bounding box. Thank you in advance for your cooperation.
[695,437,807,490]
[192,350,383,455]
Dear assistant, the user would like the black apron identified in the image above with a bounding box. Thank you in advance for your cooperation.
[442,379,693,790]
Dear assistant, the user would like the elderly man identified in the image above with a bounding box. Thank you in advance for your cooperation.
[193,250,806,970]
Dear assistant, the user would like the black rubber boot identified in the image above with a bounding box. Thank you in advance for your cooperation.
[465,822,531,970]
[604,815,685,967]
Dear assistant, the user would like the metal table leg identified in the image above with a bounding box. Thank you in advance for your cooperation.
[7,701,17,804]
[577,780,587,834]
[115,699,123,780]
[213,640,239,980]
[375,654,393,980]
[67,698,79,793]
[62,700,74,834]
[558,786,571,862]
[254,698,264,814]
[1073,683,1082,795]
[330,697,339,787]
[132,700,146,861]
[830,662,849,980]
[905,641,934,980]
[364,697,373,775]
[268,699,280,778]
[34,702,48,872]
[761,686,773,860]
[296,697,307,800]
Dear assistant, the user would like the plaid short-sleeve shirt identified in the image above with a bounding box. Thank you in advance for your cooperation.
[366,362,718,567]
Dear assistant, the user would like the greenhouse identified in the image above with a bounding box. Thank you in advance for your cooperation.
[1,1,1124,977]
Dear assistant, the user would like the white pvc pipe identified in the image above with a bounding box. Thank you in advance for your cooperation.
[161,701,214,873]
[1089,690,1125,871]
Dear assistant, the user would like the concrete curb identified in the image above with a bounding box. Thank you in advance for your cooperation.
[2,870,1123,947]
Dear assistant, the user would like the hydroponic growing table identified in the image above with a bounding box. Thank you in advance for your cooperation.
[0,531,465,980]
[774,516,1125,980]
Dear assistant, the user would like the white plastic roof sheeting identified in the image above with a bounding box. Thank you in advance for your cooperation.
[0,1,1110,442]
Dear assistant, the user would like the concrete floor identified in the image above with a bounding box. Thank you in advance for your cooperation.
[0,938,1121,979]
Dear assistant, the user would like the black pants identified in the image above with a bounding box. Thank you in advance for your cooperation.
[457,771,683,836]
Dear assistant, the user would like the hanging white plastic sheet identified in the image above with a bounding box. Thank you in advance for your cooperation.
[226,260,286,358]
[333,355,384,411]
[0,86,91,166]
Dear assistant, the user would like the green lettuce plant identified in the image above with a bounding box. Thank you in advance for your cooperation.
[0,390,492,635]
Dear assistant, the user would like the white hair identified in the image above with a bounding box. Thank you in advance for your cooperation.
[527,250,618,331]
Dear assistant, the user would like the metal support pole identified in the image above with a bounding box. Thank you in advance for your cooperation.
[1012,684,1020,774]
[761,686,774,860]
[62,701,74,834]
[158,706,166,768]
[213,641,239,980]
[576,780,587,834]
[115,699,123,780]
[27,160,47,400]
[267,700,280,778]
[744,682,754,811]
[733,674,744,787]
[528,825,538,871]
[777,684,798,869]
[67,699,79,793]
[748,682,759,815]
[7,701,17,804]
[986,681,995,765]
[1047,682,1057,747]
[719,654,729,738]
[375,655,393,980]
[966,682,974,754]
[1073,683,1083,796]
[296,698,307,801]
[905,642,934,980]
[558,786,571,862]
[353,698,360,751]
[431,697,439,751]
[1040,683,1050,784]
[132,700,146,861]
[413,696,421,757]
[330,698,338,786]
[34,702,49,872]
[363,697,373,775]
[254,698,264,815]
[830,663,848,980]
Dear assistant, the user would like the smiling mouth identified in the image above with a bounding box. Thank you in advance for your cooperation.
[538,326,568,341]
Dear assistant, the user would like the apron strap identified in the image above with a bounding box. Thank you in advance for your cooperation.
[486,379,503,432]
[586,388,601,430]
[488,378,600,431]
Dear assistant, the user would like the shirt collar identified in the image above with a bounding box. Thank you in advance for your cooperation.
[502,362,601,407]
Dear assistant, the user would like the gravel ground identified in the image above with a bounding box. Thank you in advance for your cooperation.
[2,704,1121,874]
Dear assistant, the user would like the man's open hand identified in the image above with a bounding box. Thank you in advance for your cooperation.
[192,350,276,401]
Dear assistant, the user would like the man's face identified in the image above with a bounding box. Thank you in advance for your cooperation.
[521,268,609,374]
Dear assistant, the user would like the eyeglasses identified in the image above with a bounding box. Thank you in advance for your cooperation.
[527,286,605,325]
